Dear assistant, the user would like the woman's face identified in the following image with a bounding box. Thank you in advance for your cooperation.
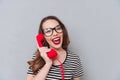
[42,19,63,50]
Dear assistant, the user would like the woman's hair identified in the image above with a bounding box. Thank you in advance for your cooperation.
[27,16,70,75]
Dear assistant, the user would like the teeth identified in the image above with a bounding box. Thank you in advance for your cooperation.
[53,37,60,41]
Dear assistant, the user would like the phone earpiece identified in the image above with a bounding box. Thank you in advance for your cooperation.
[36,34,44,47]
[36,34,57,59]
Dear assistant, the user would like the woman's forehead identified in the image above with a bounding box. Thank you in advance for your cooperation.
[42,19,59,29]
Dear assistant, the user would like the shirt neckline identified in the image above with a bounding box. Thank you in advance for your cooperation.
[52,51,68,67]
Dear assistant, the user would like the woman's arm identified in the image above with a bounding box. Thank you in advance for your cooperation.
[27,46,53,80]
[26,62,52,80]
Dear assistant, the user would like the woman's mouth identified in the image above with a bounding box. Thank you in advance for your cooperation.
[52,37,61,45]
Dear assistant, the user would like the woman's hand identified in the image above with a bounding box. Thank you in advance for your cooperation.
[37,45,52,64]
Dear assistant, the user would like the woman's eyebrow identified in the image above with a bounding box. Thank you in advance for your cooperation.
[43,24,60,30]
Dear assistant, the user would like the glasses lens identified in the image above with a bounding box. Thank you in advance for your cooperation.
[55,25,63,33]
[43,28,52,36]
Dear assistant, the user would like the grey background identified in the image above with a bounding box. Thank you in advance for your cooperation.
[0,0,120,80]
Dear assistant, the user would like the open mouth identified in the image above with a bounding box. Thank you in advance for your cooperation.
[52,37,61,45]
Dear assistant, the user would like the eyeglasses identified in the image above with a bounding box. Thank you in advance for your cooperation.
[43,25,63,37]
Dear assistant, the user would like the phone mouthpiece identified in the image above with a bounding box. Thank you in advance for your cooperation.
[47,49,57,59]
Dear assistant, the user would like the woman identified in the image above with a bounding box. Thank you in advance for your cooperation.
[27,16,83,80]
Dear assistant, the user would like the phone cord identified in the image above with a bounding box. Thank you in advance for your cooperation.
[56,58,65,80]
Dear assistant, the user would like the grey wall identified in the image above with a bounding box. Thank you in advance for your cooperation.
[0,0,120,80]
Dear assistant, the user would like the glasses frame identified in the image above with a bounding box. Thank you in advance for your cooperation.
[43,25,63,37]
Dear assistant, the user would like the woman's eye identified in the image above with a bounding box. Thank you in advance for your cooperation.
[46,30,51,33]
[44,29,51,33]
[56,26,62,30]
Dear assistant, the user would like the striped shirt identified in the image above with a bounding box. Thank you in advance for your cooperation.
[27,50,83,80]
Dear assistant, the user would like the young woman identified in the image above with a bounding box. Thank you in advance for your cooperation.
[26,16,83,80]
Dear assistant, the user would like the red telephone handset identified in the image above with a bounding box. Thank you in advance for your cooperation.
[36,34,57,59]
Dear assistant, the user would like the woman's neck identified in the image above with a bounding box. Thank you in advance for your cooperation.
[51,47,65,55]
[52,48,67,65]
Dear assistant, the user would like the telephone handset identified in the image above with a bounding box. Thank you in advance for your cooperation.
[36,34,57,59]
[36,34,64,80]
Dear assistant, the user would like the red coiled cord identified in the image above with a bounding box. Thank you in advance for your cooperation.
[56,58,65,80]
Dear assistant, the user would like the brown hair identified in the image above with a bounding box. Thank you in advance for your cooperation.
[27,16,70,75]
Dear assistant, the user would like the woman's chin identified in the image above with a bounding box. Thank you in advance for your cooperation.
[50,44,62,50]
